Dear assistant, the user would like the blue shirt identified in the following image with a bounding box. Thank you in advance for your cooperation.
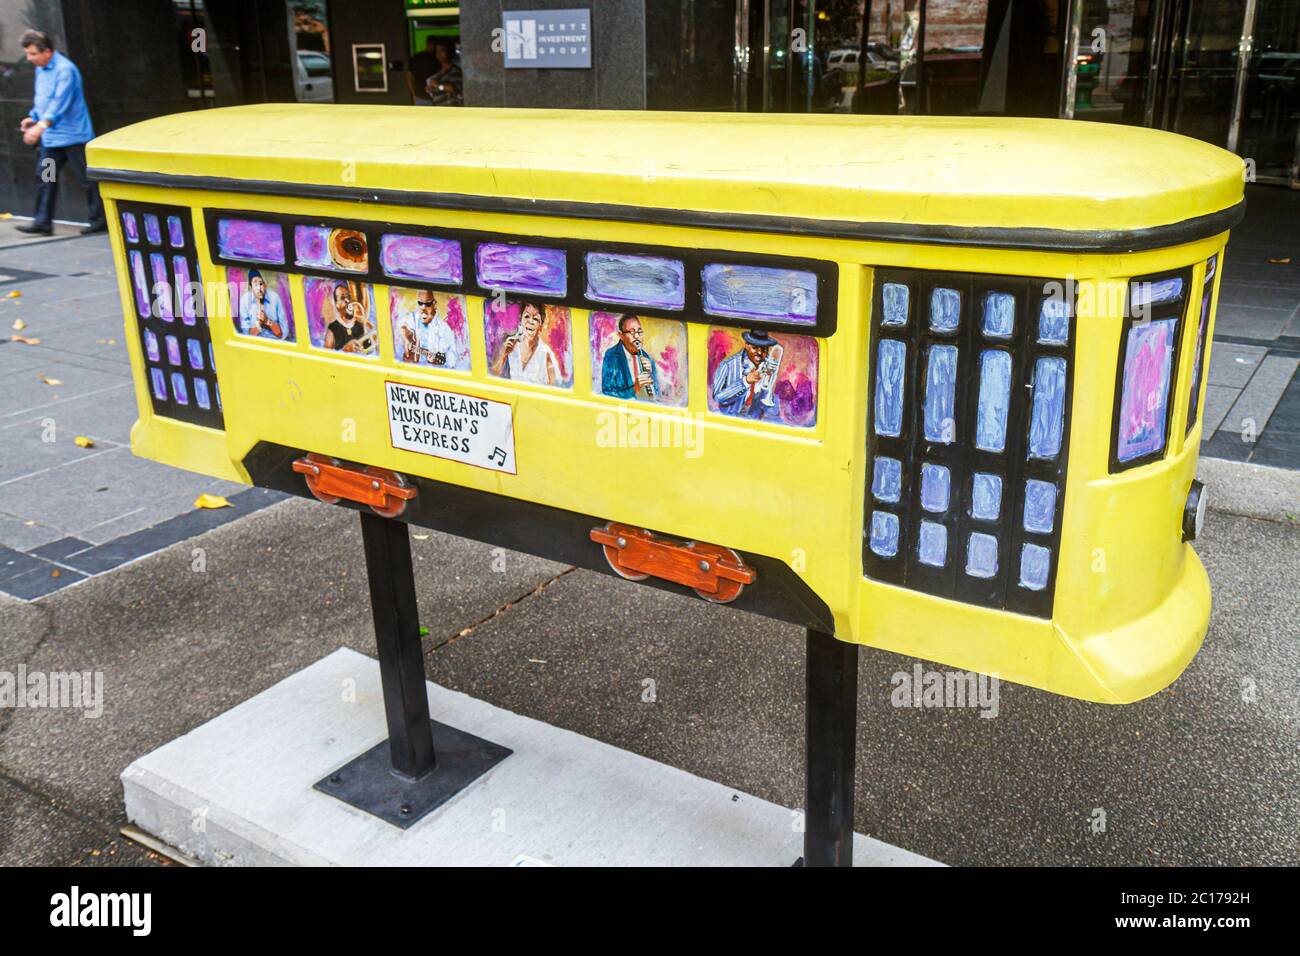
[30,52,95,147]
[238,288,290,339]
[711,349,781,420]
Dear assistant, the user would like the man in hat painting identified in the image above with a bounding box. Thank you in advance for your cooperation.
[711,329,781,421]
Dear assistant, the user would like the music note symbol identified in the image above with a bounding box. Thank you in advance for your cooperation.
[488,446,507,466]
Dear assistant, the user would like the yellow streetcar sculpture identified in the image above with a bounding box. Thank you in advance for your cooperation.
[90,106,1242,865]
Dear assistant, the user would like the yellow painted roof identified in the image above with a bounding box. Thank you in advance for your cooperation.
[88,104,1245,235]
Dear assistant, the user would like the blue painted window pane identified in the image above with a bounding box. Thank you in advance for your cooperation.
[194,378,211,410]
[881,282,909,327]
[149,367,167,401]
[1117,318,1176,462]
[143,213,161,245]
[929,287,961,333]
[874,339,907,437]
[216,218,285,264]
[872,457,901,503]
[870,511,900,557]
[167,215,185,248]
[122,212,139,243]
[1130,276,1184,311]
[918,521,947,567]
[1023,479,1058,533]
[702,264,818,324]
[1028,356,1067,459]
[971,472,1002,521]
[170,372,189,406]
[475,243,567,296]
[966,533,999,579]
[186,338,204,371]
[165,334,181,366]
[586,252,685,310]
[982,292,1015,339]
[144,329,160,363]
[920,463,950,513]
[923,344,958,443]
[975,349,1011,452]
[1019,543,1052,590]
[1038,297,1070,345]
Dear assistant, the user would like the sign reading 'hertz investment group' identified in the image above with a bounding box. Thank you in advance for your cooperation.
[502,9,592,69]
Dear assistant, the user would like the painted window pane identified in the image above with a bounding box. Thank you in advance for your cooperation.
[1205,255,1217,281]
[122,212,139,243]
[918,520,947,567]
[296,225,368,272]
[1028,356,1067,459]
[381,234,463,285]
[476,243,567,296]
[150,254,173,322]
[920,463,950,513]
[975,349,1011,452]
[871,456,901,503]
[1116,318,1176,462]
[167,215,185,248]
[186,338,204,371]
[586,252,686,310]
[173,257,196,325]
[149,367,166,401]
[1187,294,1211,426]
[144,329,160,363]
[170,372,189,405]
[971,472,1002,521]
[164,334,180,366]
[1130,276,1184,311]
[869,511,900,557]
[1038,297,1069,345]
[1023,479,1057,534]
[982,292,1014,339]
[1019,543,1052,590]
[217,218,284,264]
[130,251,150,316]
[701,264,817,324]
[194,378,211,410]
[929,287,961,333]
[923,344,958,443]
[881,282,909,327]
[143,213,161,245]
[874,339,906,437]
[966,532,999,579]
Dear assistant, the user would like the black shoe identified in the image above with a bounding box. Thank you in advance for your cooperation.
[80,222,107,235]
[15,223,53,235]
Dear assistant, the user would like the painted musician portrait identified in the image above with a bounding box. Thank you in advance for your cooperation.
[322,280,376,355]
[600,315,661,400]
[488,300,563,387]
[710,329,783,421]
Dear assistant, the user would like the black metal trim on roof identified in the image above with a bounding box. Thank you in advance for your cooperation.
[89,166,1246,254]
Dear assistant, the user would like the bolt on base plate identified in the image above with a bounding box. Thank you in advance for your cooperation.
[313,720,512,829]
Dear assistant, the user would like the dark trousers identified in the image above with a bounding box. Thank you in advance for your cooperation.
[32,143,104,229]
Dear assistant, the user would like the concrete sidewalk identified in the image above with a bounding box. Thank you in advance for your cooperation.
[0,458,1295,867]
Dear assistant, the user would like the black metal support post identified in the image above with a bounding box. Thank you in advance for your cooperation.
[361,510,436,778]
[314,512,511,829]
[803,627,858,867]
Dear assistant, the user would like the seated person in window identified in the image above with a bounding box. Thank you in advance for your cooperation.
[601,315,660,401]
[711,329,782,421]
[237,270,288,340]
[323,281,375,354]
[396,290,458,367]
[490,301,559,386]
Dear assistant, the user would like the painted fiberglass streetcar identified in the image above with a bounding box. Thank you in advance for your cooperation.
[88,106,1243,705]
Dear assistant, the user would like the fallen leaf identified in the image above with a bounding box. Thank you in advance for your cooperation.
[193,493,231,509]
[12,318,25,330]
[5,290,20,299]
[419,626,430,637]
[38,373,61,385]
[74,435,95,448]
[1268,256,1291,264]
[11,334,40,345]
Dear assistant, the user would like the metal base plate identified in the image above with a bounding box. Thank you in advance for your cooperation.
[313,720,512,829]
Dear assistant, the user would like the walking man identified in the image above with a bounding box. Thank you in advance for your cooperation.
[17,30,105,236]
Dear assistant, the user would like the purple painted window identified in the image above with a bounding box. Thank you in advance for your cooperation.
[143,214,162,245]
[165,334,181,366]
[122,212,139,243]
[1187,290,1211,427]
[130,251,150,316]
[150,367,167,401]
[585,252,685,310]
[194,378,211,410]
[701,264,817,324]
[170,372,189,405]
[476,243,567,296]
[151,253,173,321]
[173,257,197,325]
[167,215,185,248]
[186,338,204,371]
[1116,318,1175,462]
[144,329,160,363]
[381,234,463,284]
[217,218,285,264]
